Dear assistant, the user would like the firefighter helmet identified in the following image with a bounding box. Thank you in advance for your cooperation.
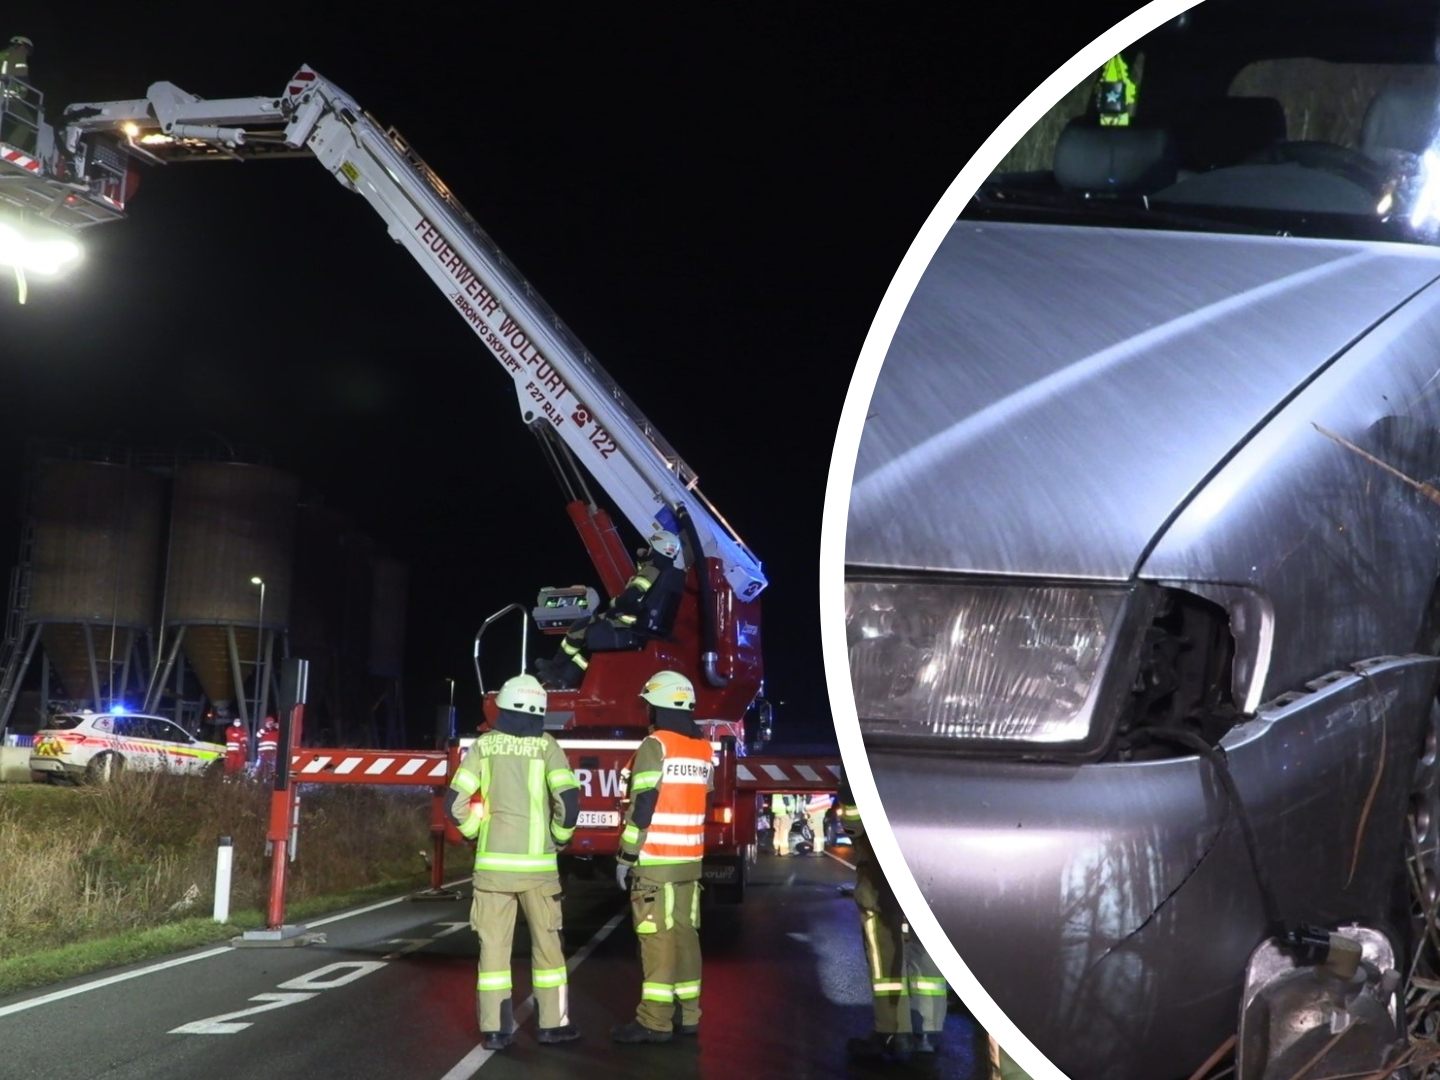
[648,529,681,560]
[497,673,547,715]
[9,36,32,48]
[640,669,696,711]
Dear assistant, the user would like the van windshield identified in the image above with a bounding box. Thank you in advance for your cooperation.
[971,0,1440,245]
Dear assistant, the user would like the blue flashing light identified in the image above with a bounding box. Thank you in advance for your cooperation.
[111,703,128,715]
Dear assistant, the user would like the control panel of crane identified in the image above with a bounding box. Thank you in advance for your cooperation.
[533,586,600,633]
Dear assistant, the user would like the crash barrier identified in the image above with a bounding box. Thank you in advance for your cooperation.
[255,660,461,938]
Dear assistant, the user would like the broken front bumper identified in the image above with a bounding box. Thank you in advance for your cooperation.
[869,654,1440,1080]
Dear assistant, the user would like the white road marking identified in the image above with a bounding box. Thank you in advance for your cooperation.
[824,849,856,871]
[277,961,386,991]
[304,877,469,928]
[433,922,470,938]
[382,939,431,960]
[438,909,627,1079]
[168,992,316,1034]
[0,947,234,1019]
[0,876,474,1020]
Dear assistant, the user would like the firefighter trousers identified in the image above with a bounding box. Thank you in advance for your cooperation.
[630,873,702,1031]
[471,883,569,1033]
[773,812,792,855]
[853,858,909,1033]
[904,937,948,1033]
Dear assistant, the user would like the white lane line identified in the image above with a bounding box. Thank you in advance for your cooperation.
[824,849,856,871]
[438,909,627,1079]
[0,948,234,1019]
[0,877,473,1020]
[307,877,470,928]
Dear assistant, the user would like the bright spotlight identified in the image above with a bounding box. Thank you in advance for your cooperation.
[0,221,82,276]
[0,219,83,303]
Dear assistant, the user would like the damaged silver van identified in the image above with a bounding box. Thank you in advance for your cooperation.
[844,2,1440,1077]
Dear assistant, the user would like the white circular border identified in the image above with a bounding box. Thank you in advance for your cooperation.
[819,1,1207,1076]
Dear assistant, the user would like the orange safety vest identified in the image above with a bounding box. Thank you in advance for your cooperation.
[639,729,712,866]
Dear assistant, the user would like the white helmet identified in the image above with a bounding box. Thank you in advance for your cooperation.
[497,673,547,715]
[649,529,681,560]
[640,669,696,711]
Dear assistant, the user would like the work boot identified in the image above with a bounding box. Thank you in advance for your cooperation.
[846,1031,914,1062]
[481,1031,513,1051]
[673,1003,699,1036]
[914,1031,943,1054]
[539,657,585,691]
[611,1020,672,1044]
[538,1024,580,1044]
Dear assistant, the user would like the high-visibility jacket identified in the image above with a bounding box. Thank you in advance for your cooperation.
[609,556,685,637]
[620,728,713,877]
[257,726,279,755]
[225,724,246,756]
[449,729,581,891]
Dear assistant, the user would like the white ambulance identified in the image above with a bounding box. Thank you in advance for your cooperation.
[29,710,225,783]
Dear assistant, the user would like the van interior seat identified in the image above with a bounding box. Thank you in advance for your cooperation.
[1361,70,1440,159]
[1052,120,1178,195]
[1167,96,1287,173]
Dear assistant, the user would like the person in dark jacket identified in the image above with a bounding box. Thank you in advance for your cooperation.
[537,529,686,690]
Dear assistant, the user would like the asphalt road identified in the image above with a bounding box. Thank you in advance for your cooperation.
[0,851,984,1079]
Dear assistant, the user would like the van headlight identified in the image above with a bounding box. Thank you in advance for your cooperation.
[845,577,1136,756]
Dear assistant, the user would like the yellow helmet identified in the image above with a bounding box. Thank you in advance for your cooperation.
[497,673,547,715]
[640,669,696,711]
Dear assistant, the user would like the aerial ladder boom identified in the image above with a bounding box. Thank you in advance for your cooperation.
[55,67,768,618]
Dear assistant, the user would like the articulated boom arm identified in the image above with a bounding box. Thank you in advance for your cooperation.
[58,67,767,602]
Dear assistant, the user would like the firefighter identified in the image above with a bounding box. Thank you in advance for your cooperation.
[0,36,31,80]
[223,717,247,777]
[770,792,795,856]
[612,670,713,1044]
[840,771,952,1062]
[254,715,280,780]
[447,674,582,1050]
[805,791,832,855]
[0,36,34,153]
[537,529,686,690]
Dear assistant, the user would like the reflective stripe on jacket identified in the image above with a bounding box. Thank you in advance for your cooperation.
[627,729,713,867]
[449,730,580,880]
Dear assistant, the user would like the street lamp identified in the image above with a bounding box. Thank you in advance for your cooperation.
[250,576,265,735]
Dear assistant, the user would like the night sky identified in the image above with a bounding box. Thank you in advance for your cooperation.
[0,3,1141,745]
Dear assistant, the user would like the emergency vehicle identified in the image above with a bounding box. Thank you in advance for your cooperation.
[29,710,224,783]
[0,63,837,900]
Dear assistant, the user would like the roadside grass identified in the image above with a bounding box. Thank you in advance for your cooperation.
[0,771,471,997]
[0,875,460,999]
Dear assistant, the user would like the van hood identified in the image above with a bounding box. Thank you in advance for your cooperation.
[847,221,1440,579]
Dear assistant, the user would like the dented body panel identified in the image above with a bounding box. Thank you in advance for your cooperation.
[849,222,1440,1079]
[873,657,1438,1079]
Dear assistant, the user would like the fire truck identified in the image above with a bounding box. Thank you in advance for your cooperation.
[0,64,838,900]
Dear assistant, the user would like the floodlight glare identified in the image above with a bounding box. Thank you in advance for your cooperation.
[0,221,83,276]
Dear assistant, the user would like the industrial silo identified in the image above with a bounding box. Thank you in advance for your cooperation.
[160,462,299,731]
[1,458,166,722]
